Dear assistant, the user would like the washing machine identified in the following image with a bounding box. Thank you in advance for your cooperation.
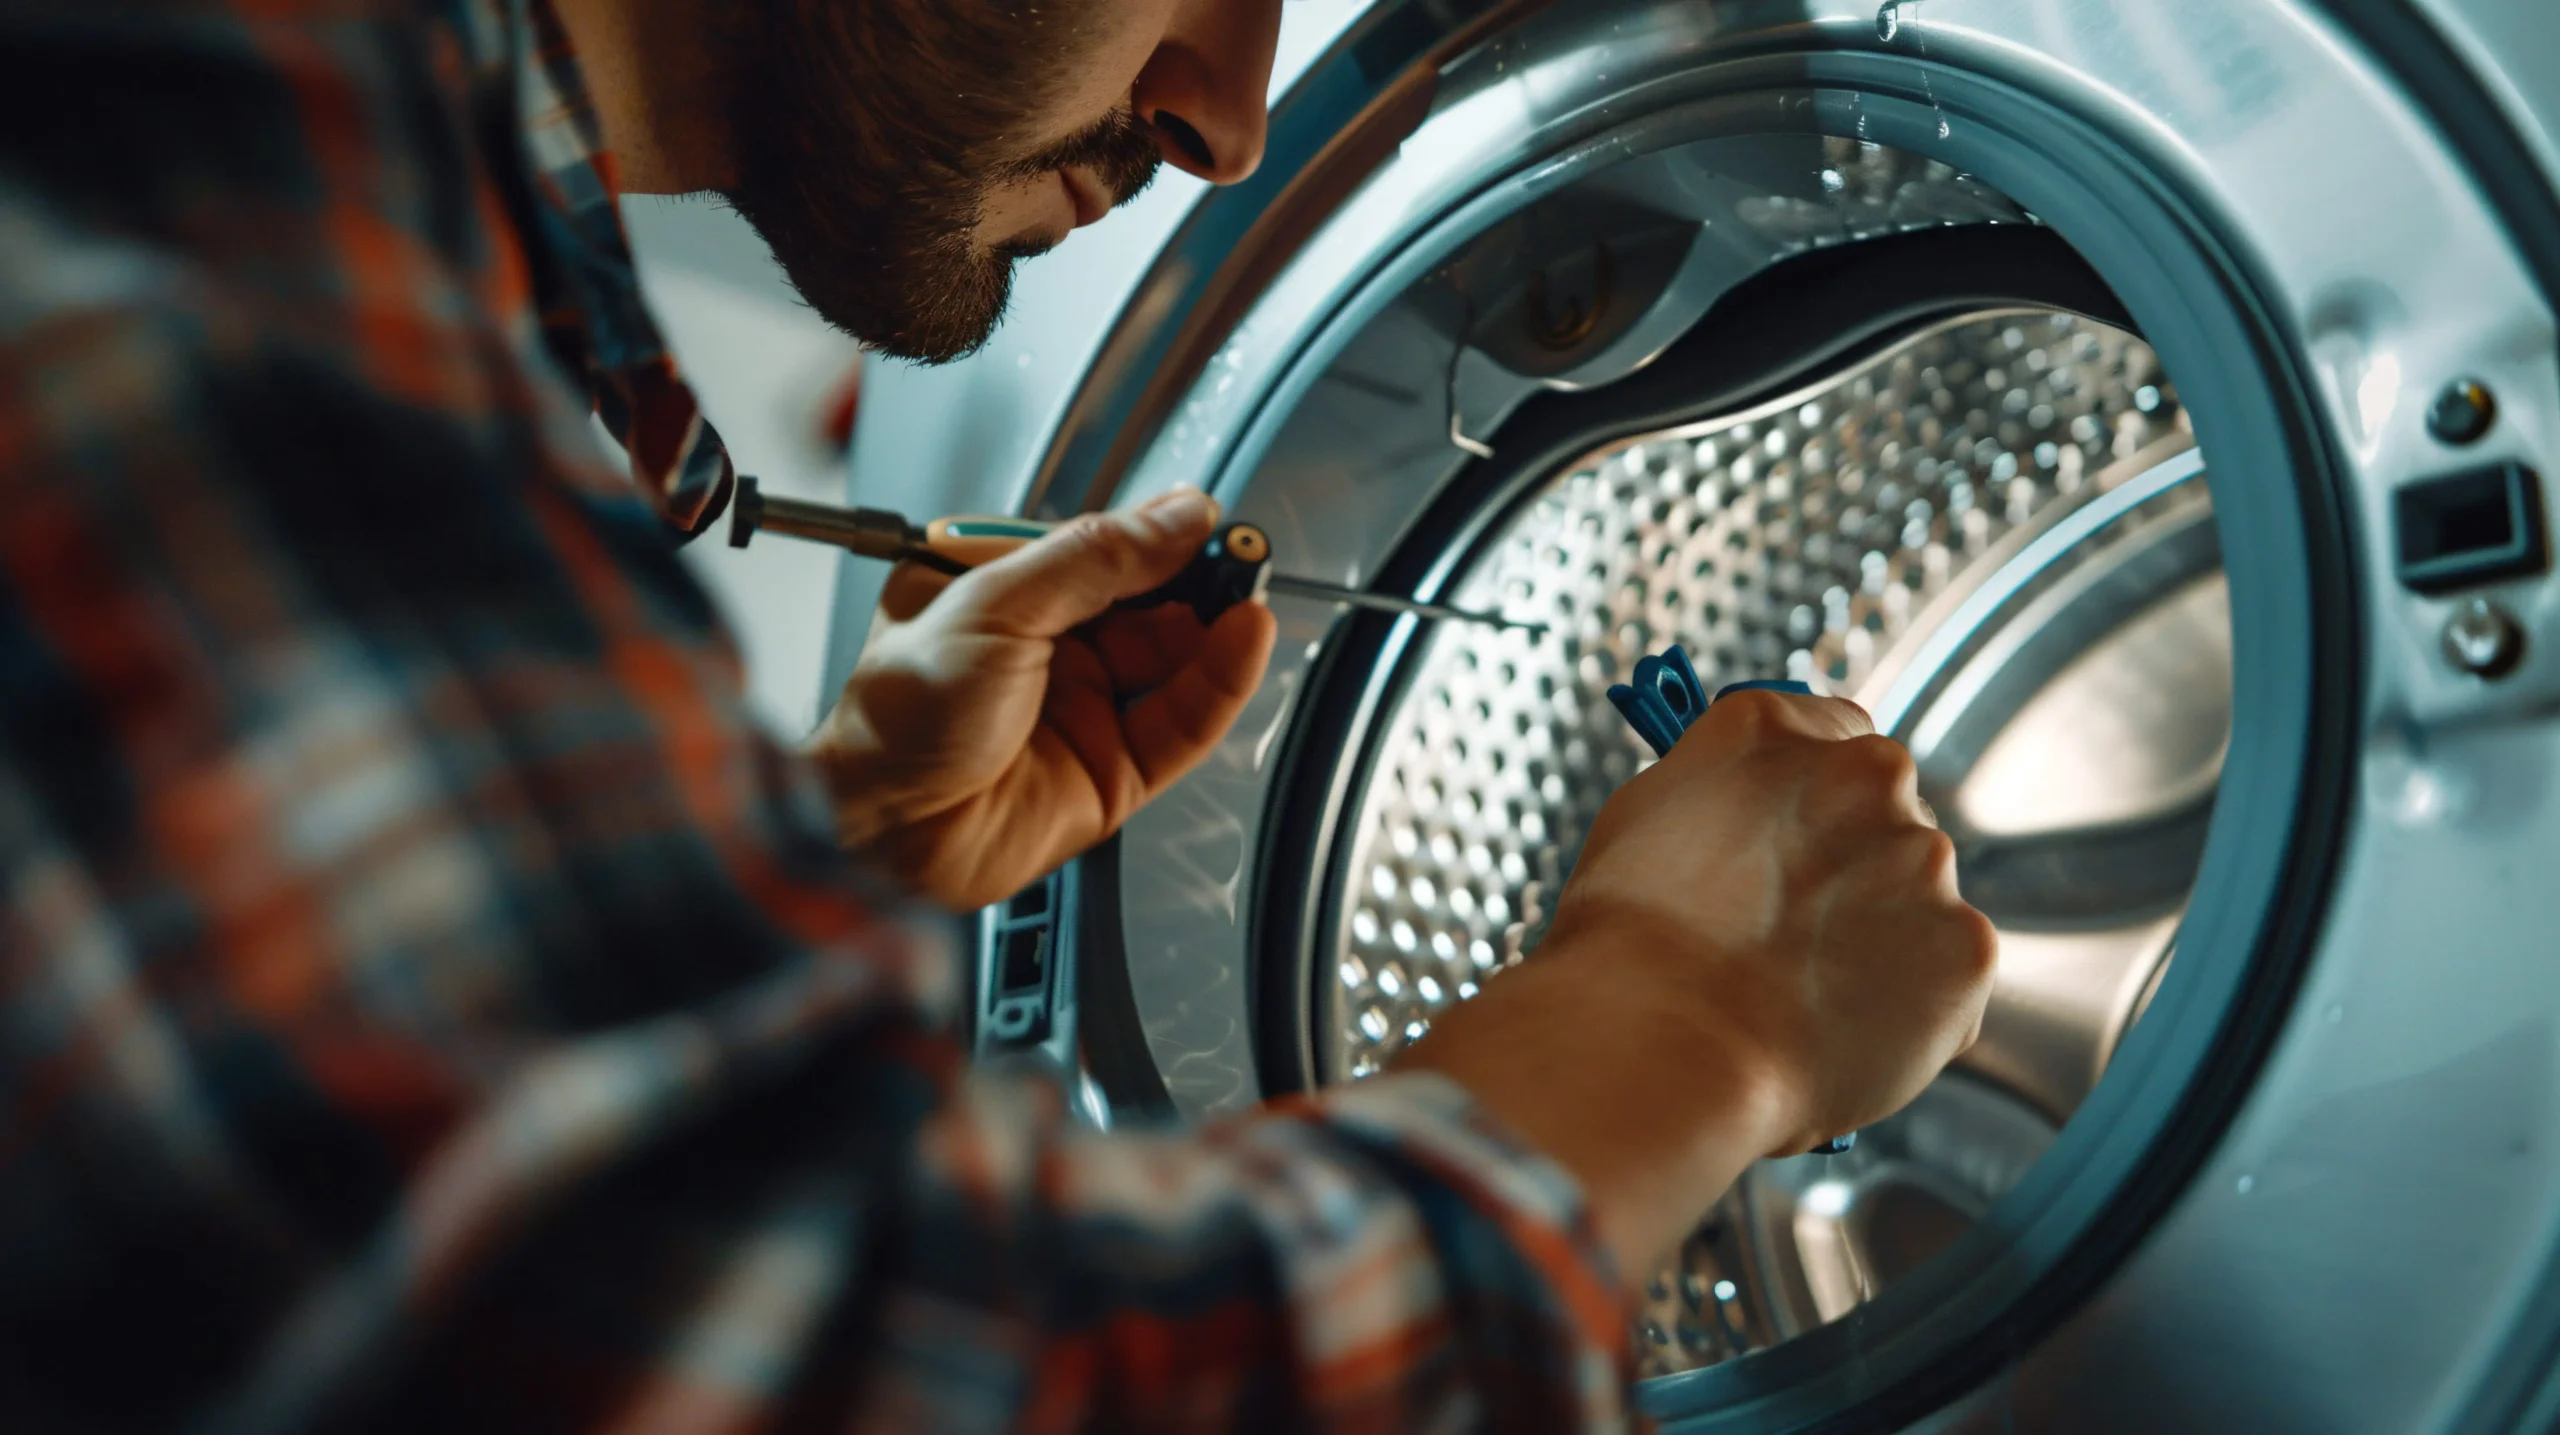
[858,2,2560,1429]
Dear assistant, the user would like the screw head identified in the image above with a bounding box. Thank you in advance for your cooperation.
[2442,598,2525,679]
[2428,379,2499,446]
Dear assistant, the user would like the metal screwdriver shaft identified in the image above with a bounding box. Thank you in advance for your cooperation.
[1264,573,1542,633]
[728,477,1543,633]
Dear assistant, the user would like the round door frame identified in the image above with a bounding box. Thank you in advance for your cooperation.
[1024,3,2560,1430]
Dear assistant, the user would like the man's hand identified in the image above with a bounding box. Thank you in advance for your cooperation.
[1397,689,1996,1282]
[810,488,1278,911]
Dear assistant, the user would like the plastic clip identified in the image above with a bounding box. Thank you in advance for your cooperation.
[1605,648,1817,759]
[1604,645,1713,758]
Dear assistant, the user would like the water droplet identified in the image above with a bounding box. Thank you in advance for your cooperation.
[1936,115,1952,139]
[1876,2,1902,41]
[1713,1278,1739,1302]
[2236,1174,2256,1195]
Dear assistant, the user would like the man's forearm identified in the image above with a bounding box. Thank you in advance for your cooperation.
[1396,921,1797,1284]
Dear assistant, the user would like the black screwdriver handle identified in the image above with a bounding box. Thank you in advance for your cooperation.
[1120,521,1274,625]
[731,478,1276,625]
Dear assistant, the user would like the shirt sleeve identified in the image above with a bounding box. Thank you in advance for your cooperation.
[0,14,1636,1435]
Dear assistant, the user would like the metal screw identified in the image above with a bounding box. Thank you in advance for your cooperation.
[1525,245,1616,352]
[2442,597,2525,678]
[2428,378,2499,446]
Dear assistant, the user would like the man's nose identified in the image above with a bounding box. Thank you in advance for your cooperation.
[1133,0,1281,185]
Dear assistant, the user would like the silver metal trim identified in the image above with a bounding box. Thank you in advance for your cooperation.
[1870,445,2208,740]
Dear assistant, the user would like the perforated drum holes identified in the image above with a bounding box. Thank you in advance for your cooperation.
[1331,313,2186,1078]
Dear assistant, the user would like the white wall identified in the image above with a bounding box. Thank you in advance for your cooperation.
[620,197,859,738]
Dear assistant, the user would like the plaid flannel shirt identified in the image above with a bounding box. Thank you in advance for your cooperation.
[0,1,1636,1430]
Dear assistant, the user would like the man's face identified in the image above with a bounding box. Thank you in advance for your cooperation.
[720,0,1282,364]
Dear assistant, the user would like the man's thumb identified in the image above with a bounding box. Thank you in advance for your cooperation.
[951,488,1220,636]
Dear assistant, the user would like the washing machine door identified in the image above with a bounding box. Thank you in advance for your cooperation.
[948,2,2560,1429]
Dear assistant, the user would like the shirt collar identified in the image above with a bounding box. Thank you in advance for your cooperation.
[501,0,736,537]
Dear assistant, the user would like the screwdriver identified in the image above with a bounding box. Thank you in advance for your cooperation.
[727,477,1543,633]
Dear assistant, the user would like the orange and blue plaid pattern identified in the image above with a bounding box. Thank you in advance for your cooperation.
[0,1,1635,1430]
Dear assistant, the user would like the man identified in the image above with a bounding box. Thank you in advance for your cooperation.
[0,0,1995,1429]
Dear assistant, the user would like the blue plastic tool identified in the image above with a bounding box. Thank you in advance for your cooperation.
[1606,646,1856,1158]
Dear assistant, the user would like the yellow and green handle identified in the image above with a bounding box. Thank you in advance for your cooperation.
[728,477,1274,625]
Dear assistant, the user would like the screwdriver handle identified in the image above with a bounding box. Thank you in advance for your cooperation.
[910,517,1275,626]
[729,479,1275,626]
[1126,520,1273,624]
[916,515,1059,569]
[896,513,1276,625]
[903,514,1273,625]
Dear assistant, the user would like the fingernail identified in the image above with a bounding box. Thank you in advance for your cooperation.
[1140,487,1215,533]
[1141,484,1211,513]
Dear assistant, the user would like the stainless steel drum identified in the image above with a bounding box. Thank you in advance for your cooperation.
[1314,309,2219,1373]
[1324,312,2192,1076]
[867,1,2560,1428]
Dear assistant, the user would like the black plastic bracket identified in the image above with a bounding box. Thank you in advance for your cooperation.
[979,873,1065,1054]
[2393,462,2549,594]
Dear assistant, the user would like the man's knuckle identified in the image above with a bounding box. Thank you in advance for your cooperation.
[1956,905,2000,978]
[1883,825,1958,884]
[1823,695,1878,736]
[1807,735,1916,818]
[1843,733,1917,785]
[1710,687,1790,734]
[1058,514,1133,570]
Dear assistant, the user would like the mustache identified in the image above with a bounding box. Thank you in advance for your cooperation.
[992,106,1164,209]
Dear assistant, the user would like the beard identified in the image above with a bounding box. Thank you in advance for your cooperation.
[715,0,1163,365]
